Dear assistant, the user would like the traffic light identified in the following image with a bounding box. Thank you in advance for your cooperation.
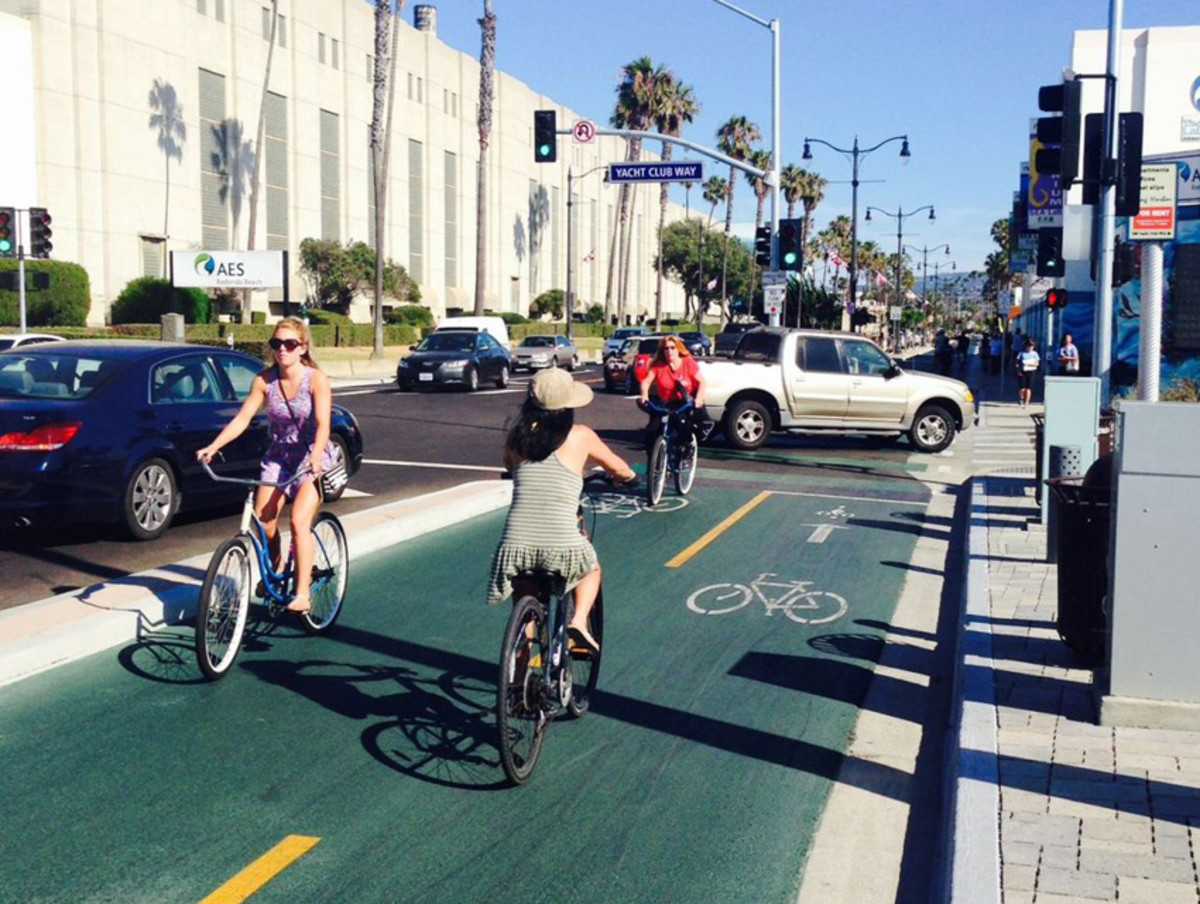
[0,208,14,258]
[754,225,772,267]
[1035,79,1082,185]
[1036,227,1064,278]
[1113,240,1139,287]
[29,207,52,259]
[1114,112,1144,217]
[1045,288,1068,310]
[533,110,557,163]
[778,218,802,271]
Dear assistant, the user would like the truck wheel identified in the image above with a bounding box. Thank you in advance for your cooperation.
[909,404,957,453]
[726,399,770,450]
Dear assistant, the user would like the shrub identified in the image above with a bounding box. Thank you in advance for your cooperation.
[110,277,212,324]
[0,260,91,326]
[531,289,565,320]
[498,311,529,325]
[385,304,435,329]
[304,308,352,327]
[585,304,604,324]
[1161,377,1200,403]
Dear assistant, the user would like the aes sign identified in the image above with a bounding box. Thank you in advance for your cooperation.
[172,251,286,289]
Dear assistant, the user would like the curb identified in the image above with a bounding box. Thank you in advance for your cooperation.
[945,477,1002,904]
[0,480,512,689]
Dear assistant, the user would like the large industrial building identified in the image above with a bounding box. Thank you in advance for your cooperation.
[0,0,691,325]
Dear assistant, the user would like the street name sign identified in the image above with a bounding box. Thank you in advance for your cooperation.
[761,270,788,287]
[607,161,704,183]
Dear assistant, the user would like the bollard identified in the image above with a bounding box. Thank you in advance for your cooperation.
[1046,444,1082,563]
[160,312,185,343]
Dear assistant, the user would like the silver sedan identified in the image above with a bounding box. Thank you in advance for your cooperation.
[511,335,578,371]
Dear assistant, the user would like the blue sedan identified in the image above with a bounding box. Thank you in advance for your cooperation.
[0,340,364,540]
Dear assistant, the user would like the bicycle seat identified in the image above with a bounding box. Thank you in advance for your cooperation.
[512,570,567,600]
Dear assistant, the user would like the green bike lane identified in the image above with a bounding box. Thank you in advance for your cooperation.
[0,451,931,904]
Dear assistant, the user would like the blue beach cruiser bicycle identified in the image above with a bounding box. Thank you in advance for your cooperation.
[195,458,349,680]
[641,397,698,507]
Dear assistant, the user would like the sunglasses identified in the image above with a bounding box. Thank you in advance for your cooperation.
[268,338,304,352]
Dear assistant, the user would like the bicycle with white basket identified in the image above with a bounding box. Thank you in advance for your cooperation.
[687,572,848,625]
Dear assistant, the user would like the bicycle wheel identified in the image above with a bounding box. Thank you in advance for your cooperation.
[647,435,668,507]
[195,538,252,680]
[675,433,698,496]
[785,591,849,625]
[686,583,752,616]
[301,512,349,635]
[566,587,603,718]
[496,595,549,785]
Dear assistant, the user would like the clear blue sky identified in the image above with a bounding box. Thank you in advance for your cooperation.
[404,0,1198,277]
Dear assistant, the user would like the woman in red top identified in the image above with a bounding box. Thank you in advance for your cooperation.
[638,335,712,447]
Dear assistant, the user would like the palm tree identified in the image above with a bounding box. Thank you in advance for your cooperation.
[798,170,826,277]
[147,78,186,277]
[744,148,771,303]
[652,74,698,327]
[716,115,760,321]
[610,56,669,325]
[368,0,401,356]
[779,164,804,220]
[697,175,725,321]
[473,0,496,316]
[245,0,277,259]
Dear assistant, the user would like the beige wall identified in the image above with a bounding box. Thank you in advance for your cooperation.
[0,0,691,325]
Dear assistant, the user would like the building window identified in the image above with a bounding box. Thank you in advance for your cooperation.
[407,72,413,100]
[443,88,449,114]
[551,185,560,292]
[262,8,285,46]
[261,6,270,39]
[265,92,289,252]
[408,139,424,284]
[214,0,224,22]
[197,0,206,13]
[331,38,339,70]
[366,53,373,82]
[318,33,325,64]
[417,76,423,104]
[141,237,164,279]
[198,68,228,250]
[320,109,340,241]
[278,15,286,47]
[444,151,457,288]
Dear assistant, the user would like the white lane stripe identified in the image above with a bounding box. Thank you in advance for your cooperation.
[362,458,507,473]
[334,388,390,397]
[769,489,928,507]
[339,487,373,498]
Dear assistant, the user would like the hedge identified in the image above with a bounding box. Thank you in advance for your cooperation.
[111,277,212,324]
[0,260,91,327]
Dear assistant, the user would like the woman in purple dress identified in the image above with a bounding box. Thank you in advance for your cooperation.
[198,317,335,613]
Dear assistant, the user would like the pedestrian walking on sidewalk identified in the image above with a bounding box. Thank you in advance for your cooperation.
[1016,337,1040,407]
[1056,333,1080,375]
[989,333,1003,374]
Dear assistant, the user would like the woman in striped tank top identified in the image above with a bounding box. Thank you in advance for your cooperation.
[488,368,635,654]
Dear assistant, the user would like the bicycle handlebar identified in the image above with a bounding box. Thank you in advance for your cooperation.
[198,456,312,490]
[639,398,695,416]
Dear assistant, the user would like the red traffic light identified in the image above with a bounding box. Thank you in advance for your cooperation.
[1045,288,1068,310]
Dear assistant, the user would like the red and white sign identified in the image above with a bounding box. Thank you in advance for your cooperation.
[572,119,596,143]
[1130,164,1177,240]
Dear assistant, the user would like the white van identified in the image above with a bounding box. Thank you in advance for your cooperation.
[435,316,510,349]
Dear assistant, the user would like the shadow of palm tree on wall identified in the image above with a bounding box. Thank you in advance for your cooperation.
[148,78,186,275]
[211,118,255,249]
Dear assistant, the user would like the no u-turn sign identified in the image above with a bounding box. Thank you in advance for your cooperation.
[572,119,596,143]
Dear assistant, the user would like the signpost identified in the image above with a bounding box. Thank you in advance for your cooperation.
[606,161,704,184]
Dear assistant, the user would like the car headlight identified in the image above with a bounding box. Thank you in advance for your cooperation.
[964,388,975,403]
[398,359,411,368]
[443,359,469,367]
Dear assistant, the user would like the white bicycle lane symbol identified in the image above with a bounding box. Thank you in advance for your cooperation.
[590,491,689,519]
[686,572,848,625]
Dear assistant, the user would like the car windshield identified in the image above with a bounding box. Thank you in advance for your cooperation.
[418,333,475,352]
[636,338,664,355]
[0,353,111,399]
[614,329,642,340]
[520,337,554,348]
[680,332,704,342]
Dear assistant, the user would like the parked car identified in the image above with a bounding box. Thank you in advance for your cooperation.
[396,329,511,391]
[604,334,670,394]
[677,330,713,357]
[0,340,364,539]
[0,333,64,351]
[603,326,649,359]
[713,321,763,356]
[701,328,975,452]
[510,335,578,371]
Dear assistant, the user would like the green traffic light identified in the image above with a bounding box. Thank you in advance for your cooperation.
[0,240,11,254]
[783,252,797,265]
[538,144,551,158]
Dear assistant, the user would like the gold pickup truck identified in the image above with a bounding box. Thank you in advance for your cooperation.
[701,328,976,453]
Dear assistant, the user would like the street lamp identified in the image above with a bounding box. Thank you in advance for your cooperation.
[802,134,909,320]
[932,259,956,312]
[865,204,935,350]
[566,164,607,342]
[903,243,950,309]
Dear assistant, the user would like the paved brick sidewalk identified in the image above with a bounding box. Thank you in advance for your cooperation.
[958,399,1200,903]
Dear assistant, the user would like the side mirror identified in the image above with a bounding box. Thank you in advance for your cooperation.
[885,363,902,380]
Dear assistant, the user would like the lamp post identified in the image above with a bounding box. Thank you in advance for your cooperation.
[802,134,909,321]
[566,164,607,343]
[903,243,950,311]
[866,204,935,350]
[713,0,780,268]
[933,259,956,318]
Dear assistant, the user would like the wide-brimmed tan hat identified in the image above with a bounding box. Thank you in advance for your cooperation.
[530,367,593,410]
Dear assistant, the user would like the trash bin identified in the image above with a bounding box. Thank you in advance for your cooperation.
[1045,475,1112,665]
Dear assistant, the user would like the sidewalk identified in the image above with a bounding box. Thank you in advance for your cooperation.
[949,356,1200,903]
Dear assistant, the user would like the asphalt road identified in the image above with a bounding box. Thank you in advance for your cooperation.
[2,397,950,903]
[0,361,945,612]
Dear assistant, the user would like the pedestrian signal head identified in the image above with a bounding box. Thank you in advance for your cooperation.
[1045,288,1068,310]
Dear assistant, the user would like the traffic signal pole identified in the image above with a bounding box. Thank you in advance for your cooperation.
[1093,0,1124,403]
